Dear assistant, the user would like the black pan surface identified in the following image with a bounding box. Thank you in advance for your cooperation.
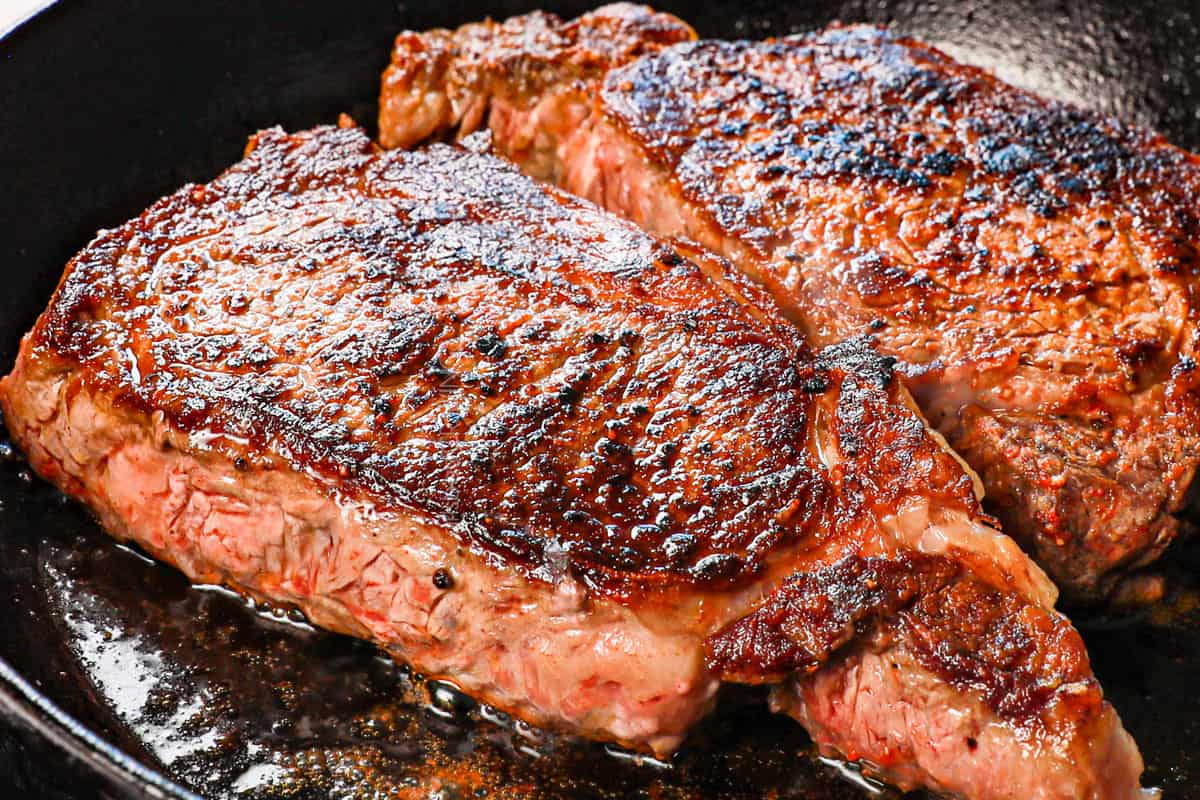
[1,1,1198,798]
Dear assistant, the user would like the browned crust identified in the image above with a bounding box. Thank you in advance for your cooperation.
[602,28,1200,278]
[594,28,1200,598]
[16,124,984,600]
[900,570,1097,722]
[383,7,1200,599]
[707,549,1099,723]
[706,551,959,683]
[379,3,695,149]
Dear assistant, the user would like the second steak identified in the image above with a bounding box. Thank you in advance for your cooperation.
[380,2,1200,602]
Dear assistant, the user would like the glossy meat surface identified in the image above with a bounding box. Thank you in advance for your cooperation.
[601,28,1200,601]
[19,123,989,598]
[2,123,1146,799]
[382,3,1200,601]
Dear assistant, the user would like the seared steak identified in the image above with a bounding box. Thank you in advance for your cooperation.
[1,123,1146,799]
[380,3,1200,601]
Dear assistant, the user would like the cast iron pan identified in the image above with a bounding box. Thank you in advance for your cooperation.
[1,1,1199,797]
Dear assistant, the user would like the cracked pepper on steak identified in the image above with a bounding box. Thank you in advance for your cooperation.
[379,2,1200,601]
[0,122,1149,800]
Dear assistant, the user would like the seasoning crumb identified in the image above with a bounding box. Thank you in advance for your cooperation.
[433,568,454,590]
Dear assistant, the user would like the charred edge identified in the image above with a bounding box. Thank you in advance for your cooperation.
[709,551,1098,726]
[814,337,896,390]
[705,552,960,683]
[898,574,1098,722]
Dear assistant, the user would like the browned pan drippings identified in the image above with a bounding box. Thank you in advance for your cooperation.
[24,505,1200,798]
[37,522,875,800]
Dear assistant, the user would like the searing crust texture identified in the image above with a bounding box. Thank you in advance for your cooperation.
[597,29,1200,599]
[380,3,1200,601]
[21,124,993,598]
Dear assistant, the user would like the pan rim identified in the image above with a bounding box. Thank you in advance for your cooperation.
[0,654,199,799]
[0,9,194,797]
[1,0,55,38]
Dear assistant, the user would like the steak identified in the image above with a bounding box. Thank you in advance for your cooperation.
[379,2,1200,602]
[0,123,1147,799]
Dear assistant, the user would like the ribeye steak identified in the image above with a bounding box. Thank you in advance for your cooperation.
[1,123,1146,799]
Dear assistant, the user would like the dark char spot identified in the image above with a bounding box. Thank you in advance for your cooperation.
[474,332,507,359]
[432,568,454,590]
[689,553,743,581]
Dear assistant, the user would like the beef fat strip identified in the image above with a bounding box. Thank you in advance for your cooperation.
[380,2,1200,602]
[1,124,1146,800]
